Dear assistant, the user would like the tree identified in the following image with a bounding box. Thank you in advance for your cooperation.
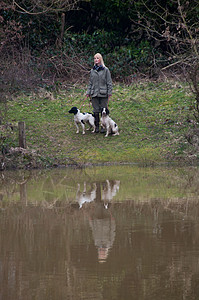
[6,0,90,45]
[133,0,199,119]
[11,0,84,14]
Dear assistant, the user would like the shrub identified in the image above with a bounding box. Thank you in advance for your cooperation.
[63,31,158,80]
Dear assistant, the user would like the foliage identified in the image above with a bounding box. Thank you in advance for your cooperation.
[106,40,157,78]
[0,2,24,53]
[64,30,122,55]
[0,4,59,50]
[63,31,159,78]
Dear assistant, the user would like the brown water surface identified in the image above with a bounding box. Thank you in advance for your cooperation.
[0,165,199,300]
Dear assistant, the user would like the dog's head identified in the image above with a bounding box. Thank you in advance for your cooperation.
[68,107,78,115]
[101,107,109,116]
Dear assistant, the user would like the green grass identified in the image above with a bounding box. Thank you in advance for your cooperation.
[3,80,198,167]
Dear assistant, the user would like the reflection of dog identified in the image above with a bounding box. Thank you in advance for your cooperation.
[68,106,95,134]
[100,108,119,137]
[102,180,120,209]
[76,182,97,208]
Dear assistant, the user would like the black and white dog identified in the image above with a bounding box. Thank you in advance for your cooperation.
[68,106,95,134]
[100,108,119,137]
[76,182,97,209]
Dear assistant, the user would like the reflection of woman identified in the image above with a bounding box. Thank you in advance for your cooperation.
[86,53,112,133]
[88,183,116,263]
[89,215,116,263]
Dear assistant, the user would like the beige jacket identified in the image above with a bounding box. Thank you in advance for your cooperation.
[87,67,112,98]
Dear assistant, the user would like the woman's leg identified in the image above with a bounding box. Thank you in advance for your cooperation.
[94,112,100,133]
[92,97,100,133]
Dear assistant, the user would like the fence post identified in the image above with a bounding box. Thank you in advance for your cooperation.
[18,121,26,149]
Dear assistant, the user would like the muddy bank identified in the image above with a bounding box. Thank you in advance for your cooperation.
[1,145,199,171]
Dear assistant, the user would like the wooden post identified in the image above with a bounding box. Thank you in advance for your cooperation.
[18,121,26,148]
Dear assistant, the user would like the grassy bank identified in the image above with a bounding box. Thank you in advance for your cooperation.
[2,80,199,169]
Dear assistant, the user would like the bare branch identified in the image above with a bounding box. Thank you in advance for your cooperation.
[161,59,184,70]
[13,1,54,14]
[134,0,199,118]
[11,0,83,15]
[177,0,198,56]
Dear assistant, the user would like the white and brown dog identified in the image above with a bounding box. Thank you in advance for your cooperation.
[101,107,119,137]
[68,106,95,134]
[76,182,97,209]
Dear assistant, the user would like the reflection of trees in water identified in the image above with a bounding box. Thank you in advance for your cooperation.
[0,206,94,300]
[1,166,199,207]
[1,169,199,299]
[113,201,199,300]
[0,171,31,203]
[1,197,199,299]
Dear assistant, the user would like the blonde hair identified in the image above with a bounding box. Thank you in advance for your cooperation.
[94,53,105,67]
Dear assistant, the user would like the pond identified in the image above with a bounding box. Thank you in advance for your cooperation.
[0,165,199,300]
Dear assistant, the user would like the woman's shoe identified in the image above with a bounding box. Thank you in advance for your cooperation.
[100,127,106,133]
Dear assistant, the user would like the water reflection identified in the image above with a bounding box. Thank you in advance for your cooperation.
[90,182,117,262]
[76,179,120,209]
[76,182,97,208]
[0,166,199,300]
[75,180,120,262]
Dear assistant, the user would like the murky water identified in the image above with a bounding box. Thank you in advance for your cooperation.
[0,165,199,300]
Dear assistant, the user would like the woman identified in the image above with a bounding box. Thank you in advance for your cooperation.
[86,53,112,133]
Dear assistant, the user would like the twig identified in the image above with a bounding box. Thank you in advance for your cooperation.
[161,59,184,70]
